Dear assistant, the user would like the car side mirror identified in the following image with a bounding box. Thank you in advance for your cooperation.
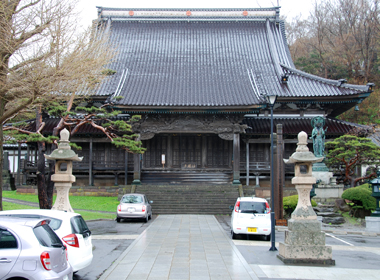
[229,205,234,210]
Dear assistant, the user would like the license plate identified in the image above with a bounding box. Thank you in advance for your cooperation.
[247,227,257,233]
[84,238,90,246]
[127,207,135,213]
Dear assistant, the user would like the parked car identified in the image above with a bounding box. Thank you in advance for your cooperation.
[0,217,73,280]
[117,193,153,223]
[230,197,271,241]
[0,210,92,273]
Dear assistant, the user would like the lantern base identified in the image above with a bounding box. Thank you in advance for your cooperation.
[366,216,380,232]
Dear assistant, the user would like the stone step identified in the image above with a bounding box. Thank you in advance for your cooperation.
[130,183,239,215]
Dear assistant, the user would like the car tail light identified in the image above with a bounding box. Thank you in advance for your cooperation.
[117,205,121,212]
[265,202,271,214]
[142,205,146,212]
[62,234,79,248]
[234,201,240,212]
[40,252,51,270]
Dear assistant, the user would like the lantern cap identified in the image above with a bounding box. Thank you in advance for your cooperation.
[44,128,83,162]
[284,131,324,164]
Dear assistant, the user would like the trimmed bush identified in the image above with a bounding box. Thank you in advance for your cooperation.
[341,183,376,218]
[283,195,317,218]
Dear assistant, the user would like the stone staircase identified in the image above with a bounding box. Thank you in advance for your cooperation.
[133,184,239,215]
[141,171,232,185]
[314,203,345,225]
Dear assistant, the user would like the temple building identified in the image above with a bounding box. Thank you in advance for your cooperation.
[19,7,372,193]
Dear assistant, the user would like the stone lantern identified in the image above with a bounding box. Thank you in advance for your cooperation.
[365,171,380,232]
[277,131,335,265]
[44,128,82,212]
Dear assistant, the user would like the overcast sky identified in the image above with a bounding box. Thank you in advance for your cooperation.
[75,0,314,29]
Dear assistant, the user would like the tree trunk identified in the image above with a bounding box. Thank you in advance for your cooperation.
[36,107,49,209]
[0,98,4,211]
[0,123,3,212]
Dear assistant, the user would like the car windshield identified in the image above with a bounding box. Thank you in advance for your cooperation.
[71,216,91,237]
[239,202,266,214]
[121,195,143,204]
[33,224,63,248]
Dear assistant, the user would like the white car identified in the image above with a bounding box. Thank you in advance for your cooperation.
[0,217,73,280]
[230,197,271,241]
[0,210,92,273]
[117,193,153,223]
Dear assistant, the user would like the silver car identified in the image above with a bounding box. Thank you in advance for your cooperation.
[0,217,73,280]
[0,210,92,273]
[117,193,153,223]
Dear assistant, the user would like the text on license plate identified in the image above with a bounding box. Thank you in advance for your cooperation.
[127,207,135,212]
[247,227,257,233]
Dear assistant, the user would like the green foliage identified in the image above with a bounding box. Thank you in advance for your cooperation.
[112,135,146,153]
[101,68,117,76]
[339,89,380,125]
[325,135,380,186]
[341,183,376,211]
[69,142,82,150]
[103,120,132,132]
[26,134,58,144]
[46,102,69,117]
[3,191,119,213]
[283,195,317,215]
[4,130,58,144]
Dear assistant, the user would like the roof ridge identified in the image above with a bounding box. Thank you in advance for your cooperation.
[97,7,280,21]
[280,63,369,91]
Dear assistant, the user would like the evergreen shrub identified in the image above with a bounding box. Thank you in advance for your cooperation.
[341,183,376,212]
[283,195,317,218]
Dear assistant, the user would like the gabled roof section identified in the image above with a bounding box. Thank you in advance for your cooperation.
[243,117,365,137]
[94,7,372,114]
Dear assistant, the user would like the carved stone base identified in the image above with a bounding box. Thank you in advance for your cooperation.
[277,254,335,266]
[52,182,74,212]
[278,219,335,265]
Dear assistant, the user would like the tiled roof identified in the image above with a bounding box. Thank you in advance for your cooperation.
[243,117,363,136]
[94,8,371,111]
[21,116,360,137]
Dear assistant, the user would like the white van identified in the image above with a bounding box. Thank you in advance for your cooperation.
[230,197,271,240]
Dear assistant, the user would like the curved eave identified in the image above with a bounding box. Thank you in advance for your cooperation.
[281,64,371,93]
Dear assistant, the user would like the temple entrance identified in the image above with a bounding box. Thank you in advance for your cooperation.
[143,134,232,170]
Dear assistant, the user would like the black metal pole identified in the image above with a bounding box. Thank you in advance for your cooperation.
[269,103,277,251]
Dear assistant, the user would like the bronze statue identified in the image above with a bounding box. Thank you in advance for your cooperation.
[310,116,327,157]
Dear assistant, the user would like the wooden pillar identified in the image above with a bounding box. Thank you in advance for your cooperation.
[246,141,250,186]
[232,133,241,185]
[202,135,207,168]
[124,150,128,185]
[275,124,284,220]
[17,143,21,186]
[89,138,94,186]
[132,135,141,185]
[272,133,278,211]
[167,135,172,168]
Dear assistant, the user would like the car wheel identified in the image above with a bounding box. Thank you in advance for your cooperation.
[265,234,271,241]
[231,230,238,239]
[144,215,149,223]
[116,218,121,223]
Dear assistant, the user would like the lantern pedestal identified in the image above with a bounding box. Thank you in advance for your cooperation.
[278,131,335,266]
[44,129,82,212]
[365,216,380,232]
